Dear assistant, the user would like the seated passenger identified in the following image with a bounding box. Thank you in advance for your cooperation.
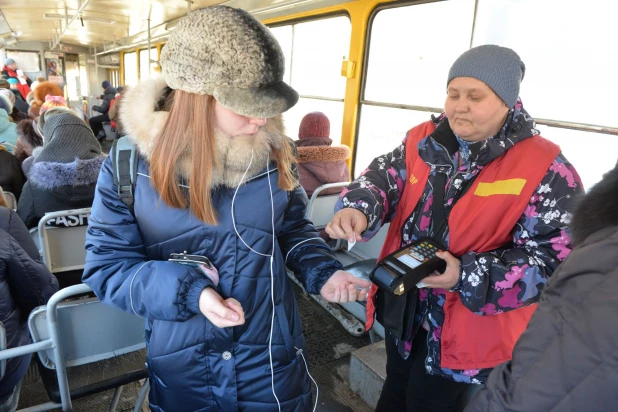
[465,160,618,411]
[13,119,44,172]
[108,86,128,138]
[0,90,27,122]
[28,81,63,119]
[0,144,25,201]
[89,80,117,141]
[17,110,105,229]
[0,107,18,153]
[327,45,583,411]
[0,188,58,412]
[296,111,350,197]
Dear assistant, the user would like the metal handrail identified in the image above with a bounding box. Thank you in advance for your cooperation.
[360,99,618,136]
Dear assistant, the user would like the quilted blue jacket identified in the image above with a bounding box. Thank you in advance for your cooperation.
[83,153,343,411]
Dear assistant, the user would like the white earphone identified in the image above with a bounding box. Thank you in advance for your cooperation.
[231,148,318,412]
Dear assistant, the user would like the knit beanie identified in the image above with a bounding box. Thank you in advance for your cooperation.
[35,111,102,163]
[447,45,525,108]
[40,95,68,115]
[160,5,298,118]
[36,106,82,137]
[4,58,15,66]
[0,93,13,114]
[299,112,330,139]
[102,80,111,89]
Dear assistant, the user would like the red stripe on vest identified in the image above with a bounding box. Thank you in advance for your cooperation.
[365,120,560,370]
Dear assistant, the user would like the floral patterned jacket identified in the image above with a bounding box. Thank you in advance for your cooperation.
[336,102,583,383]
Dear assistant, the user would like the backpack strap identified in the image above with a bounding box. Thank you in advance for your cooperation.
[111,137,138,214]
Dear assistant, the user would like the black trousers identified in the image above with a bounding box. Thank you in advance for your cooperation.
[89,113,109,137]
[375,328,473,412]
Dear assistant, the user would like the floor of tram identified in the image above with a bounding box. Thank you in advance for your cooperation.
[18,283,373,411]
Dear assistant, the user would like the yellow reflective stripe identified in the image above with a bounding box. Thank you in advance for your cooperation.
[474,179,527,197]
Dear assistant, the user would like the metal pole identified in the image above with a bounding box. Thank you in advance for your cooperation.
[94,45,99,97]
[147,18,151,78]
[52,0,92,49]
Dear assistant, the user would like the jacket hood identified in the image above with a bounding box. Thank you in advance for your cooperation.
[297,144,350,164]
[28,157,105,190]
[571,162,618,245]
[0,109,11,132]
[120,78,290,188]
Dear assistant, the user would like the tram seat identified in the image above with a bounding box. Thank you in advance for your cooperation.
[30,208,91,289]
[0,284,147,411]
[2,191,17,210]
[306,182,349,251]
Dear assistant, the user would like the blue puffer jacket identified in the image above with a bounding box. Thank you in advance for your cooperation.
[0,206,58,397]
[83,79,343,412]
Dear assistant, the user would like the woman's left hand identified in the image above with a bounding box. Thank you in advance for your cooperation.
[419,251,461,289]
[320,270,371,303]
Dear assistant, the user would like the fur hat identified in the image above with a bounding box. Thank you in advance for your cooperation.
[160,5,298,118]
[36,112,102,163]
[0,93,13,114]
[0,79,8,89]
[299,112,330,139]
[0,89,15,106]
[14,119,44,162]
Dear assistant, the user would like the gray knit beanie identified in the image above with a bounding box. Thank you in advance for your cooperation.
[35,112,102,163]
[447,45,525,108]
[160,5,298,118]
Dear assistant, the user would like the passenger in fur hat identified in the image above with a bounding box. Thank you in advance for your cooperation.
[17,110,105,229]
[82,6,370,411]
[296,111,350,197]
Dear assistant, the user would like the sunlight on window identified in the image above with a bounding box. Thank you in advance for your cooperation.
[123,52,138,86]
[139,48,158,81]
[364,0,475,109]
[354,107,439,177]
[282,98,344,145]
[473,0,618,127]
[291,16,350,99]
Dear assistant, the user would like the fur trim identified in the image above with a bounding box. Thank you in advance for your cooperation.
[28,157,106,189]
[297,145,350,164]
[571,164,618,245]
[121,78,289,188]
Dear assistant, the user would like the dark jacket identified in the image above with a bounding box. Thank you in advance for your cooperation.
[17,157,104,229]
[10,90,29,115]
[0,145,25,201]
[296,137,350,197]
[466,164,618,411]
[83,77,343,412]
[92,86,117,114]
[0,207,58,397]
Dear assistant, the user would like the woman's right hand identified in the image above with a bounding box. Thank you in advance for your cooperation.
[199,287,245,328]
[325,208,368,243]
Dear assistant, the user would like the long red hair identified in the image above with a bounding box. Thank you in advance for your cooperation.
[150,91,296,225]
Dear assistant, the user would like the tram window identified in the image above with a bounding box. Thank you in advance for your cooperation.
[540,128,616,190]
[473,0,618,126]
[364,0,475,109]
[123,52,138,86]
[354,106,439,177]
[269,26,292,85]
[139,48,157,80]
[282,98,344,144]
[270,16,350,143]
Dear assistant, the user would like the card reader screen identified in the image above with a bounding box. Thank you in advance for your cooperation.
[394,249,422,269]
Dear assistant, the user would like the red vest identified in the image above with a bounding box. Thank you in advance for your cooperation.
[366,120,560,370]
[2,67,31,100]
